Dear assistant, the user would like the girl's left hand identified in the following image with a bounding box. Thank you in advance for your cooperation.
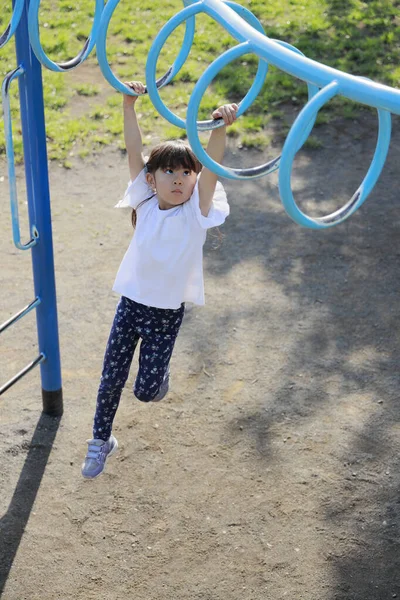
[123,80,146,105]
[212,103,239,126]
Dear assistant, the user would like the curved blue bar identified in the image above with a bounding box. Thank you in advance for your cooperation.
[186,39,319,179]
[96,0,195,95]
[0,0,24,49]
[28,0,103,71]
[1,66,39,250]
[146,0,268,131]
[200,0,400,115]
[278,81,391,229]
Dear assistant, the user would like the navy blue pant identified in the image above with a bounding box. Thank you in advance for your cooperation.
[93,296,185,441]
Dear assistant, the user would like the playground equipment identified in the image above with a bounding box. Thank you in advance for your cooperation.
[1,1,62,413]
[2,0,400,407]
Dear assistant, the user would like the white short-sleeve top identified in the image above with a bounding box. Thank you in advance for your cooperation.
[112,168,229,309]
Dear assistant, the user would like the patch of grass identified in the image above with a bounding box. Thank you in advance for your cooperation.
[241,133,271,149]
[303,135,324,150]
[1,0,399,162]
[75,84,100,97]
[76,147,92,160]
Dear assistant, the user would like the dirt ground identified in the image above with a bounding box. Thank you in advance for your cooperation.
[1,109,400,600]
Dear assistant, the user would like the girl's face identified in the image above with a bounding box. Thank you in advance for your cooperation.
[146,166,198,210]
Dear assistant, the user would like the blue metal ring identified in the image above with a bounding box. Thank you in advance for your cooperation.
[146,1,268,131]
[28,0,103,71]
[0,0,24,49]
[96,0,195,96]
[278,80,392,229]
[186,39,319,179]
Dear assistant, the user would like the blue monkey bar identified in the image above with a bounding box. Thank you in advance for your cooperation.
[26,0,400,228]
[1,0,63,415]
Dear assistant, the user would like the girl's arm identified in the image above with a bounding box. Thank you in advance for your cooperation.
[123,81,146,181]
[198,103,238,217]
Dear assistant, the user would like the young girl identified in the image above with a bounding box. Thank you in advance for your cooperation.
[81,81,238,479]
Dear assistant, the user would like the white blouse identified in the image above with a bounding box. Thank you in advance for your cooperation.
[112,168,229,309]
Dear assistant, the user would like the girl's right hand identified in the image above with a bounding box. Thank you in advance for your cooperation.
[123,81,146,105]
[212,103,239,126]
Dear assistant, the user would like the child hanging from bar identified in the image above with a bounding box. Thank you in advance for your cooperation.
[82,81,238,478]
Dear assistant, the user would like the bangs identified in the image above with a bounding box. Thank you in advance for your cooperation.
[147,142,202,174]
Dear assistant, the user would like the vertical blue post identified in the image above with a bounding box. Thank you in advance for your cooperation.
[13,0,63,415]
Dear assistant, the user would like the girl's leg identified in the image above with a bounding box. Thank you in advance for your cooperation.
[134,304,185,402]
[93,296,140,440]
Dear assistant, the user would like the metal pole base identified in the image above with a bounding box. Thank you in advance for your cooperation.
[42,388,63,416]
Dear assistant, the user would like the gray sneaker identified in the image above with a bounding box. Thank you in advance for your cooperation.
[81,435,118,479]
[151,367,170,402]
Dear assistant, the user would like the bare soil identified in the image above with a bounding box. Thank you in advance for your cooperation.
[1,110,400,600]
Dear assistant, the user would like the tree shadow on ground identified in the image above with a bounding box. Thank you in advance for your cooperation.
[182,109,400,598]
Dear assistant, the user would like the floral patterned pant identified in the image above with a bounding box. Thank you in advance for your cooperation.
[93,296,185,441]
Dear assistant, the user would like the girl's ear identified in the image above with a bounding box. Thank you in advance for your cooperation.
[146,172,156,190]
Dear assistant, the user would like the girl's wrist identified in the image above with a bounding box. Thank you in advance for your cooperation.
[123,98,137,108]
[211,125,227,136]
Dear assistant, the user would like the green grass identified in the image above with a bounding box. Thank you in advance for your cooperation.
[1,0,400,163]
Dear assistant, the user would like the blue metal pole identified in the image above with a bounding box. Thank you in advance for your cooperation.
[13,0,63,415]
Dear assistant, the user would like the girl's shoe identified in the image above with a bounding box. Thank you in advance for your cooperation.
[151,368,170,402]
[81,435,118,479]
